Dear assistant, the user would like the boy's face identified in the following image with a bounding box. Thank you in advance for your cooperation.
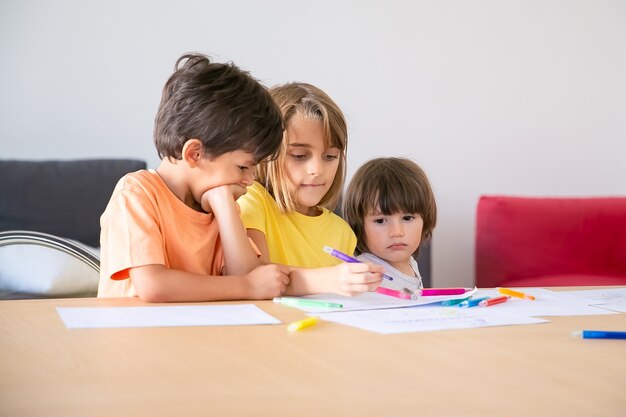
[192,150,256,202]
[363,211,423,270]
[284,115,340,215]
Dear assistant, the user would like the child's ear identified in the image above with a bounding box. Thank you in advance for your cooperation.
[181,139,204,168]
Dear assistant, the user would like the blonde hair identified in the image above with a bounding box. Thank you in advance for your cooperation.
[256,82,347,212]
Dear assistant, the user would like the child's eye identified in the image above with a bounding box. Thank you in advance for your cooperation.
[237,166,248,172]
[373,218,386,224]
[402,215,416,221]
[324,153,339,161]
[289,154,307,161]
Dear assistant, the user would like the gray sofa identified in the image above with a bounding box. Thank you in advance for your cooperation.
[0,159,147,299]
[0,159,431,298]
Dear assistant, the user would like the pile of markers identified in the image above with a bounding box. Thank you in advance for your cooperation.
[442,287,535,308]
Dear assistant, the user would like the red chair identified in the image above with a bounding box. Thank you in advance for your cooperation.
[475,195,626,287]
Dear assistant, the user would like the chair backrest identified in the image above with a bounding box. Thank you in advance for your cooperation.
[475,195,626,287]
[0,159,146,247]
[416,238,432,288]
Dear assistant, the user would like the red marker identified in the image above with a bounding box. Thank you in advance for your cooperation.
[479,295,511,307]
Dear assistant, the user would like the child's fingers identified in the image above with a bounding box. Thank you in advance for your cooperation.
[341,282,379,296]
[342,271,382,285]
[277,264,291,275]
[275,264,291,285]
[365,272,383,284]
[344,262,384,274]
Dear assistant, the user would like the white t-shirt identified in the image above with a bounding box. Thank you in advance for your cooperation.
[357,252,423,292]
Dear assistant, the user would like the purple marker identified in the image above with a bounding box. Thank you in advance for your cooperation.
[322,246,393,281]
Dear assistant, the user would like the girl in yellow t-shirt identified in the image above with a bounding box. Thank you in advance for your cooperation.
[238,82,383,296]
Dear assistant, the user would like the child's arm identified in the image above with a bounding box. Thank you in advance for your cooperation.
[246,229,271,263]
[246,228,383,296]
[201,185,260,275]
[129,263,290,303]
[285,263,383,296]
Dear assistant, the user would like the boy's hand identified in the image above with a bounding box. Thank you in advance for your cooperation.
[200,184,246,214]
[330,262,383,297]
[243,264,290,299]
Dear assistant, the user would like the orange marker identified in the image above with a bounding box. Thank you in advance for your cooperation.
[497,287,536,300]
[479,295,511,307]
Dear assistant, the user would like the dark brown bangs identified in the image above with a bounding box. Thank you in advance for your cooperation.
[367,180,424,216]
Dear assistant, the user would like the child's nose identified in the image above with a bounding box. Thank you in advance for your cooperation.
[389,222,404,237]
[242,170,254,186]
[307,158,322,176]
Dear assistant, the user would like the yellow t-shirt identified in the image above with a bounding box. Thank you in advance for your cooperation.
[238,182,357,267]
[98,170,225,298]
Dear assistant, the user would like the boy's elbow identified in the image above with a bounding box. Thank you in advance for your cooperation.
[135,286,169,303]
[130,266,174,303]
[133,277,172,303]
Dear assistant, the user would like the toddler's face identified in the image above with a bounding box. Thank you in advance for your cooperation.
[283,115,340,215]
[363,211,423,269]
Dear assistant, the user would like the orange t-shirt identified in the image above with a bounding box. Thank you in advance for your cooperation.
[97,170,225,298]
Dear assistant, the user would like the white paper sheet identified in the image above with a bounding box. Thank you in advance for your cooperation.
[564,287,626,313]
[469,288,618,317]
[56,304,281,329]
[287,288,478,313]
[316,306,548,334]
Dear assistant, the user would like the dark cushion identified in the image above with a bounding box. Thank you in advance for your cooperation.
[0,159,146,247]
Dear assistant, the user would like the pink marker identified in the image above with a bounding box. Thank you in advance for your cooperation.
[376,286,413,300]
[419,288,469,296]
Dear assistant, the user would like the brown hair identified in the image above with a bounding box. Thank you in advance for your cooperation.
[343,157,437,255]
[154,53,283,163]
[255,82,347,212]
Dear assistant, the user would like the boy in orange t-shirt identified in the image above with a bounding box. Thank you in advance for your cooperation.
[98,53,289,302]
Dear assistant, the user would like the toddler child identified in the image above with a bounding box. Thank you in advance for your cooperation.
[343,157,437,292]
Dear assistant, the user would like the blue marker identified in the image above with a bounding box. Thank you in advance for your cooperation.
[458,297,490,308]
[573,330,626,340]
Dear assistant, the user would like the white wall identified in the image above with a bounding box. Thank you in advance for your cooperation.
[2,0,625,287]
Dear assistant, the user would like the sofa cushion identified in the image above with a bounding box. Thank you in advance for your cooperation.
[0,230,100,298]
[0,159,146,247]
[475,195,626,288]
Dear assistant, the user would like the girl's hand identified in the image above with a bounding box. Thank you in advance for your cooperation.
[243,264,291,299]
[330,262,383,297]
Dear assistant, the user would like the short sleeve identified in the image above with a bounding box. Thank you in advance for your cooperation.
[100,180,166,281]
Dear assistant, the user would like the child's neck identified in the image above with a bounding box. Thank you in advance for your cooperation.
[386,258,415,277]
[295,205,323,216]
[156,159,202,211]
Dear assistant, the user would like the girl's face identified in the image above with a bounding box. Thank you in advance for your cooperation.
[363,210,423,272]
[284,115,340,215]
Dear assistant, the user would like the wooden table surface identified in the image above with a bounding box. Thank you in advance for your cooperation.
[1,292,625,417]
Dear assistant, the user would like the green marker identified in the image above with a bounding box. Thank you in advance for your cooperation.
[273,297,343,309]
[440,296,471,306]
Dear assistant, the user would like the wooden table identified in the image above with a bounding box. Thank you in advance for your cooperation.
[1,293,625,417]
